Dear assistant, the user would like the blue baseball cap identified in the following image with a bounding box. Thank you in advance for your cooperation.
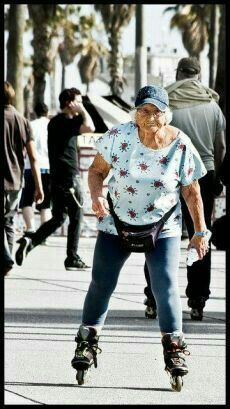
[135,85,169,112]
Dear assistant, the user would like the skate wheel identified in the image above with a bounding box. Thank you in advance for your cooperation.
[76,369,86,385]
[170,375,183,392]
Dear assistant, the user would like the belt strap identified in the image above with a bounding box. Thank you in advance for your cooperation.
[107,192,177,229]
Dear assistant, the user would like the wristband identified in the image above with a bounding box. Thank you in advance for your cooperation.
[194,231,207,237]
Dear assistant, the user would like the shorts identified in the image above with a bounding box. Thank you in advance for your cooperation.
[19,169,51,211]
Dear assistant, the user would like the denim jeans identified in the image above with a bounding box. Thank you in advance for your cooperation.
[82,231,182,333]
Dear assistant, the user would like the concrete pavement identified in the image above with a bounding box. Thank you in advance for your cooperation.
[4,235,226,405]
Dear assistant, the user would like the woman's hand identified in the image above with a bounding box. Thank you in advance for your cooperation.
[188,235,209,260]
[92,196,110,218]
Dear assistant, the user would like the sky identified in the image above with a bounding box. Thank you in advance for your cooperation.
[82,4,187,56]
[4,4,209,106]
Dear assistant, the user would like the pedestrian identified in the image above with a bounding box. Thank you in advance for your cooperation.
[15,87,95,271]
[143,57,226,321]
[18,102,52,238]
[211,151,229,251]
[4,81,44,276]
[70,85,209,391]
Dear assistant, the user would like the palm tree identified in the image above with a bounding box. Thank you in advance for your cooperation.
[165,5,220,87]
[95,4,135,96]
[58,5,82,91]
[6,4,27,113]
[165,5,208,60]
[28,5,57,106]
[77,14,108,93]
[78,42,101,93]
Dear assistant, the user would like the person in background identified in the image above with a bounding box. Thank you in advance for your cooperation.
[18,102,51,240]
[143,57,226,321]
[4,81,44,276]
[15,88,95,271]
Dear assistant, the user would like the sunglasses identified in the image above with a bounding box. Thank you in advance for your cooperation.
[136,107,164,117]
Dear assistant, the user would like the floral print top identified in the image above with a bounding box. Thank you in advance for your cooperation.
[95,121,207,238]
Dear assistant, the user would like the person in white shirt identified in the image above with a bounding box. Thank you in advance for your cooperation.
[19,102,51,237]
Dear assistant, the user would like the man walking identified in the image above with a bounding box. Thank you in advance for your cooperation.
[4,81,44,276]
[16,87,95,271]
[144,58,226,320]
[19,102,52,235]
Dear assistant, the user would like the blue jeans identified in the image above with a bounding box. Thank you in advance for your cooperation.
[82,232,182,333]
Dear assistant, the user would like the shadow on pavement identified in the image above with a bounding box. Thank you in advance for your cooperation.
[5,308,225,335]
[5,381,172,393]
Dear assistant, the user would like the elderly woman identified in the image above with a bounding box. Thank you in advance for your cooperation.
[71,85,208,391]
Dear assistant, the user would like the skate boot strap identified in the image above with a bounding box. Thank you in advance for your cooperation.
[75,338,102,368]
[167,341,190,354]
[165,342,190,359]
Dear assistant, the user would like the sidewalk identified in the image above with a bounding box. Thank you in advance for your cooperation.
[4,236,226,405]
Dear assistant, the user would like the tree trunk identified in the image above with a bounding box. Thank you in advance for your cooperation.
[23,76,34,119]
[61,63,66,91]
[208,5,219,89]
[108,31,124,96]
[50,62,57,114]
[28,5,57,107]
[31,21,49,105]
[215,5,225,115]
[6,4,26,113]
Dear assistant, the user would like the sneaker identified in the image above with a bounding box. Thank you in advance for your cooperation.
[15,237,33,266]
[16,231,35,244]
[41,239,48,245]
[190,308,203,320]
[188,297,206,321]
[64,255,90,271]
[4,264,13,276]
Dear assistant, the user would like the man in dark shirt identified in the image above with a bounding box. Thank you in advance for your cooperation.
[4,81,44,276]
[16,88,95,270]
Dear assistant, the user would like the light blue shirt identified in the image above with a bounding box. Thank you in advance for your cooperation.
[95,121,207,238]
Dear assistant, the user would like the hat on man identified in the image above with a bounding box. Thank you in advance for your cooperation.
[177,57,201,75]
[135,85,169,112]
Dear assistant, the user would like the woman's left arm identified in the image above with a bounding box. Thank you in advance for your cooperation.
[181,180,209,260]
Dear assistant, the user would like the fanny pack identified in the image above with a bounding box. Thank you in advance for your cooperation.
[107,193,177,253]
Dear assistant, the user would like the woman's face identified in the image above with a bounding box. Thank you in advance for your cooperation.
[135,103,165,131]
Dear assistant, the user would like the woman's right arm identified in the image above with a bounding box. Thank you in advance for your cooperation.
[88,152,112,217]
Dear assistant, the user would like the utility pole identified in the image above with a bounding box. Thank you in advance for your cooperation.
[135,4,147,97]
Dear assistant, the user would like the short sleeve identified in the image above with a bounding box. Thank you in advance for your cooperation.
[180,143,207,186]
[215,104,226,133]
[95,127,118,165]
[26,120,34,142]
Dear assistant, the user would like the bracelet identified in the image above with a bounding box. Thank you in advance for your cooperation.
[194,231,207,237]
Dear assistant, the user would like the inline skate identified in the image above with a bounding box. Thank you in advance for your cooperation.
[71,326,101,385]
[161,333,190,392]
